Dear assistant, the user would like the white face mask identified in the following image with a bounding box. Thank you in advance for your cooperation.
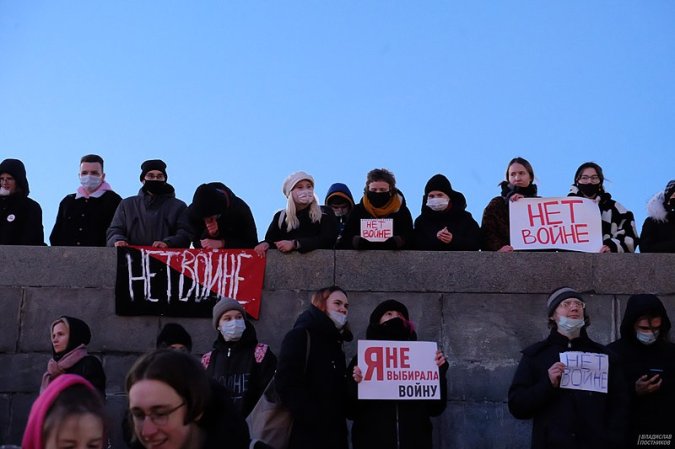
[80,175,103,192]
[220,319,246,341]
[0,187,10,196]
[293,188,314,205]
[557,316,585,337]
[328,310,347,330]
[426,197,449,211]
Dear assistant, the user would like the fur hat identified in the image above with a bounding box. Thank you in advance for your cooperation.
[424,174,454,198]
[0,158,29,195]
[282,171,314,197]
[369,299,410,325]
[191,183,229,218]
[212,297,246,330]
[140,159,168,182]
[156,323,193,352]
[547,287,584,317]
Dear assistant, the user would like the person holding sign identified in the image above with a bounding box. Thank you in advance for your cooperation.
[413,174,481,251]
[640,179,675,253]
[481,157,538,252]
[608,294,675,446]
[347,299,448,449]
[508,287,629,449]
[254,171,337,256]
[338,168,413,250]
[567,162,638,253]
[275,286,352,449]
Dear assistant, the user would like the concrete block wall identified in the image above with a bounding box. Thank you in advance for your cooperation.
[0,246,674,448]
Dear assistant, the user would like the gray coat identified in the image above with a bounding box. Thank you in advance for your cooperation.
[106,188,191,247]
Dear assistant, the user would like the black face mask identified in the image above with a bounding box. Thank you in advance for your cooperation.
[577,183,601,198]
[143,180,172,195]
[368,317,411,341]
[366,191,392,208]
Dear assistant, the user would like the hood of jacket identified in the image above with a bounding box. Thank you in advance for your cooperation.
[619,294,672,340]
[0,158,29,196]
[325,183,355,207]
[647,191,670,223]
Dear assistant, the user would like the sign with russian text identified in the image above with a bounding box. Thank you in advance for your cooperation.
[559,351,609,394]
[360,218,394,242]
[115,246,266,319]
[357,340,440,400]
[509,197,602,252]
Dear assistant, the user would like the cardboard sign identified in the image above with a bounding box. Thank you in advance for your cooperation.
[559,351,609,394]
[115,246,266,318]
[509,197,602,252]
[360,218,394,242]
[357,340,440,400]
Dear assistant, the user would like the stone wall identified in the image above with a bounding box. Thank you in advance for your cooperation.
[0,246,673,448]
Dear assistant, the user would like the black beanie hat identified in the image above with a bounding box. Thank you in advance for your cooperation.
[369,299,410,325]
[424,174,454,198]
[156,323,193,352]
[0,158,29,195]
[663,180,675,205]
[140,159,168,182]
[192,184,230,218]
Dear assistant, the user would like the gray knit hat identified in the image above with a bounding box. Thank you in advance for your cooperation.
[282,171,314,197]
[547,287,584,317]
[212,297,246,330]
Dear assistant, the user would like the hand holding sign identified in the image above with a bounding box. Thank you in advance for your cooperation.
[361,219,394,242]
[558,351,609,394]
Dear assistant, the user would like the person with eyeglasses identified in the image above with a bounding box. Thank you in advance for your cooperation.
[608,294,675,446]
[126,349,249,449]
[0,158,45,245]
[106,159,191,248]
[568,162,639,253]
[508,287,629,449]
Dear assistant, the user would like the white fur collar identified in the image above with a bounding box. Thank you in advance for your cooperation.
[647,192,668,222]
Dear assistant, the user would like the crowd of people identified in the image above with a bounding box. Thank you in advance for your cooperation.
[2,155,674,252]
[19,288,674,449]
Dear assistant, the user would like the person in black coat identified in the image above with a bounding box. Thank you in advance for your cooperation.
[338,168,413,250]
[508,288,629,449]
[0,158,44,245]
[413,174,481,251]
[188,182,258,249]
[640,180,675,253]
[50,154,122,247]
[275,286,352,449]
[347,299,448,449]
[201,297,277,418]
[42,316,106,398]
[324,182,355,248]
[608,294,675,446]
[255,171,337,256]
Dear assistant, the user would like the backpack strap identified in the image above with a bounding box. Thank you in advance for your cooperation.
[254,343,269,364]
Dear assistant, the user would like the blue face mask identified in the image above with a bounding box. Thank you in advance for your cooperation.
[557,316,585,335]
[220,319,246,342]
[636,330,659,346]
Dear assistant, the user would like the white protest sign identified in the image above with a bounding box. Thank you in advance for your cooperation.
[509,197,602,252]
[559,351,609,394]
[360,218,394,242]
[357,340,440,400]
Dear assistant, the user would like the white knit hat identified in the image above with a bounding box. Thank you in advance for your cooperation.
[282,171,314,197]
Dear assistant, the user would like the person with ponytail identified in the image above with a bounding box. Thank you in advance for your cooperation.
[481,157,538,252]
[254,171,337,256]
[42,316,106,398]
[347,299,447,449]
[568,162,638,253]
[338,168,414,250]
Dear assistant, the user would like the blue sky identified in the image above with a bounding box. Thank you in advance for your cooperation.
[1,1,674,245]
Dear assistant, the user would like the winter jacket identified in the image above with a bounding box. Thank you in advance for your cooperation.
[607,295,675,445]
[508,329,629,449]
[0,194,44,245]
[640,192,675,253]
[202,321,277,417]
[106,186,191,247]
[50,190,122,246]
[568,187,638,253]
[324,183,355,247]
[276,305,350,449]
[262,206,337,253]
[338,190,414,250]
[413,189,481,251]
[58,356,107,398]
[188,182,259,249]
[481,183,538,251]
